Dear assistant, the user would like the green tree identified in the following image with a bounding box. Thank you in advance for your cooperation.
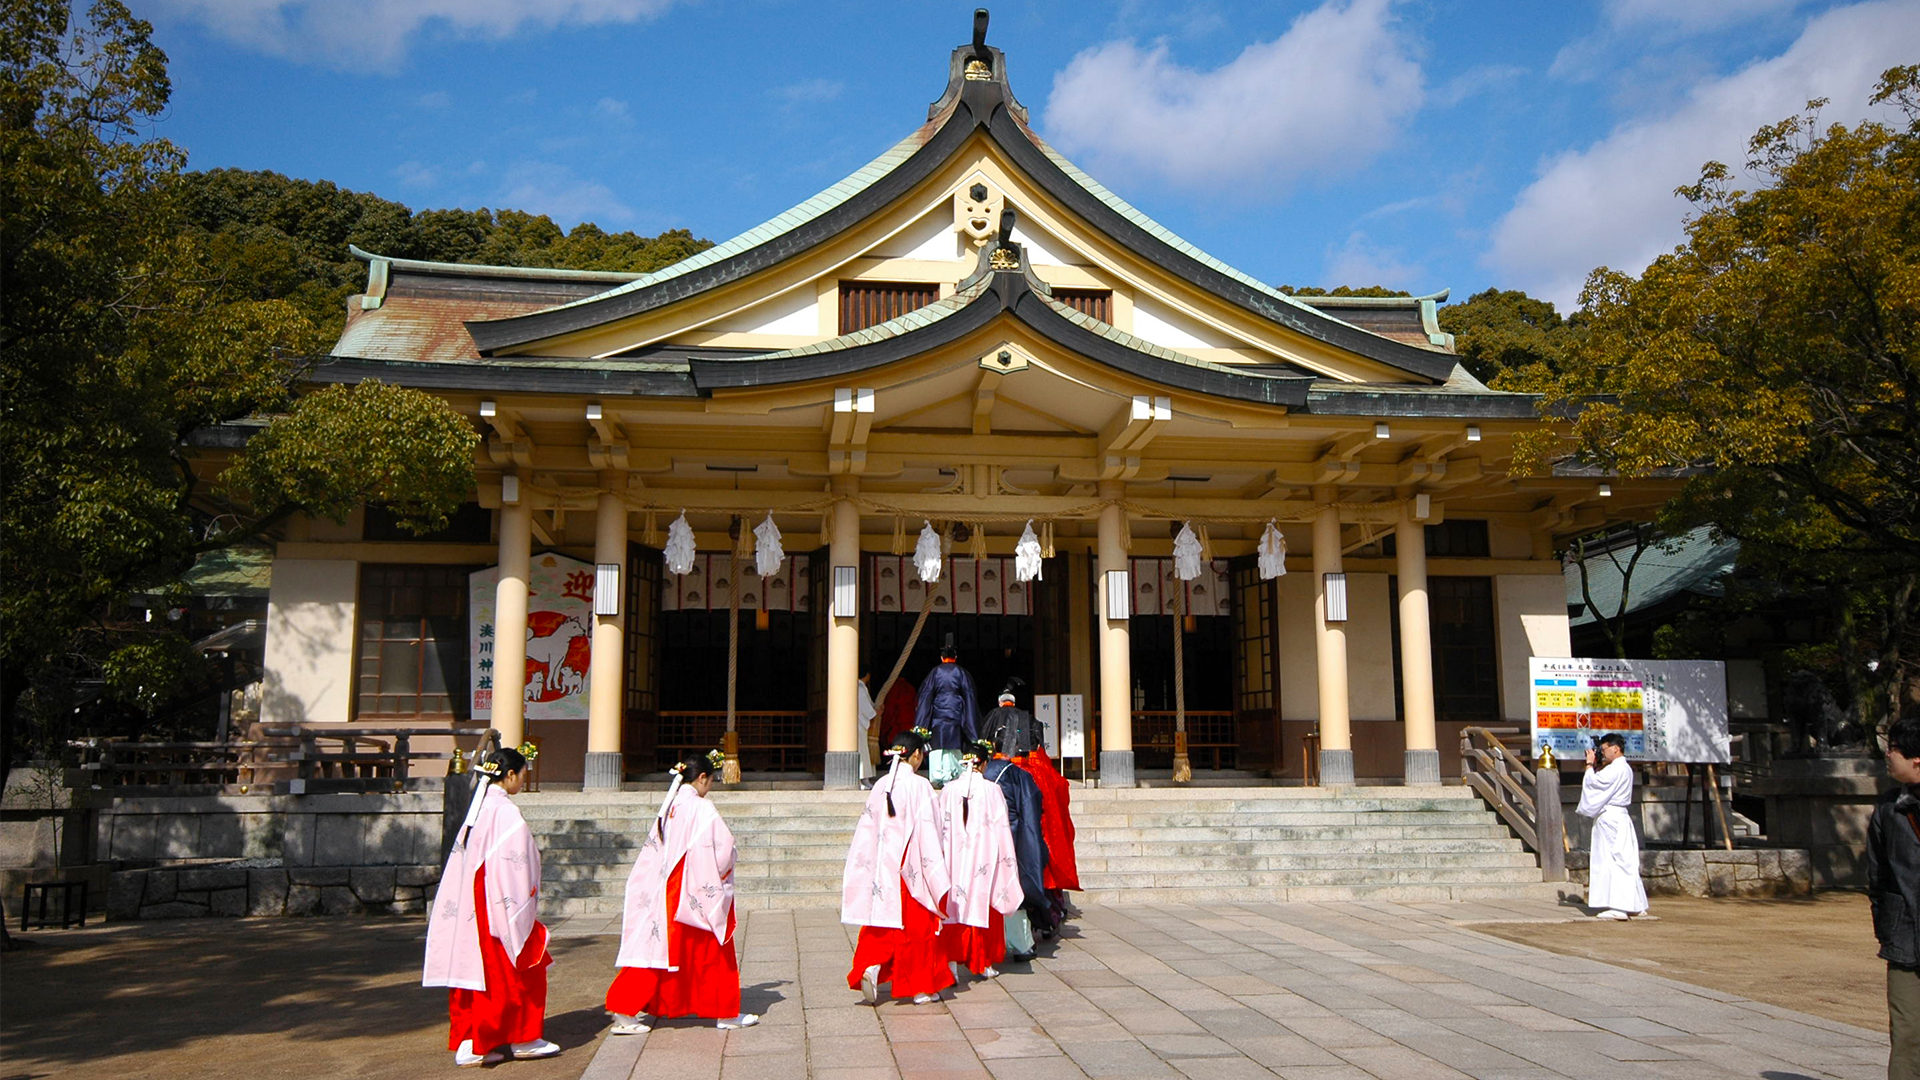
[1518,66,1920,731]
[177,169,712,346]
[1437,288,1584,386]
[0,1,479,764]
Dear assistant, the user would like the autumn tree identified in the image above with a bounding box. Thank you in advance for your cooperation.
[1519,66,1920,731]
[0,1,478,763]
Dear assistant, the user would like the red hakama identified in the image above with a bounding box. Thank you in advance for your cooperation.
[447,866,550,1052]
[943,908,1006,974]
[846,887,955,998]
[605,859,741,1019]
[1021,749,1081,891]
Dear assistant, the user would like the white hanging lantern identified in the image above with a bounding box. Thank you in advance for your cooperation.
[753,512,785,577]
[664,511,697,575]
[1173,521,1203,581]
[913,520,943,583]
[1257,519,1288,580]
[1014,520,1044,583]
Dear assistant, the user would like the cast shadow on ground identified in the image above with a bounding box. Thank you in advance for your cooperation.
[741,979,790,1016]
[0,920,608,1068]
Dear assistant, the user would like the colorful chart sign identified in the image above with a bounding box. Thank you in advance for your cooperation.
[1529,657,1730,764]
[469,553,595,722]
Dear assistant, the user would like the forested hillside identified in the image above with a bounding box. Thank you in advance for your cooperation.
[178,168,712,350]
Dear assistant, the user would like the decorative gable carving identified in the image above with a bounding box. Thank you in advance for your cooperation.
[954,179,1004,248]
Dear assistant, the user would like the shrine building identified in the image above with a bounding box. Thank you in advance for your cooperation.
[252,18,1650,790]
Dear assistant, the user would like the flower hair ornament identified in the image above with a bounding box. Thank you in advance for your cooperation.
[515,741,539,763]
[910,726,933,742]
[705,748,726,770]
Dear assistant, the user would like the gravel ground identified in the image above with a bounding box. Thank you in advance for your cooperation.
[1472,890,1887,1032]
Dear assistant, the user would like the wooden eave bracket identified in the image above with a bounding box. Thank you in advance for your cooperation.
[1311,432,1372,485]
[482,408,534,469]
[827,387,876,475]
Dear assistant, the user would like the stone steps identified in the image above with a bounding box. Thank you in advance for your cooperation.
[518,785,1556,916]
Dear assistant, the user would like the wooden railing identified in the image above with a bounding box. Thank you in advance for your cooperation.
[1459,725,1569,880]
[75,726,496,794]
[651,711,811,773]
[1132,711,1237,770]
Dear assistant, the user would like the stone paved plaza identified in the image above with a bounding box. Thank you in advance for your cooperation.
[555,900,1888,1080]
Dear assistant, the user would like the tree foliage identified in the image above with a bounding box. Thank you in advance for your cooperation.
[177,168,712,348]
[1519,67,1920,727]
[0,1,482,747]
[1437,288,1585,386]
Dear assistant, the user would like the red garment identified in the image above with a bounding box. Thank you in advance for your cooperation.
[606,859,741,1019]
[878,677,919,750]
[447,865,550,1053]
[942,908,1006,974]
[1020,748,1081,891]
[846,887,954,999]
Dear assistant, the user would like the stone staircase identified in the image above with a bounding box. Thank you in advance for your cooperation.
[518,785,1558,916]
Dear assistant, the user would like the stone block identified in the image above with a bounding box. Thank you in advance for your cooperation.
[179,867,248,892]
[1780,848,1812,889]
[141,900,208,919]
[143,869,178,905]
[289,867,350,887]
[198,813,246,859]
[1674,853,1708,896]
[249,870,288,916]
[286,884,322,915]
[350,866,396,904]
[319,885,359,915]
[109,870,146,919]
[397,865,439,887]
[388,897,426,916]
[1706,863,1736,897]
[113,815,158,860]
[154,815,202,859]
[176,890,209,907]
[282,812,317,866]
[361,812,425,865]
[312,815,364,866]
[210,888,247,917]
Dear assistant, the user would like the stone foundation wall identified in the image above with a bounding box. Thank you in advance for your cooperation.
[1568,848,1812,898]
[108,862,441,919]
[95,792,445,866]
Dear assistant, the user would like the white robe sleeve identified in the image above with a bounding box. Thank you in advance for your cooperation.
[1577,760,1631,819]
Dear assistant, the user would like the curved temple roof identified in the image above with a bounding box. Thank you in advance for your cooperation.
[459,37,1459,383]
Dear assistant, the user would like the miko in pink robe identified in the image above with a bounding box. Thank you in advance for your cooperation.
[608,780,742,1020]
[842,736,954,1000]
[935,750,1023,977]
[423,780,551,1059]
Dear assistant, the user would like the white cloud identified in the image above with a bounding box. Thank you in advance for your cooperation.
[415,90,451,110]
[772,78,845,106]
[1485,0,1920,310]
[1323,231,1426,292]
[498,161,633,226]
[1602,0,1806,34]
[148,0,676,70]
[1039,0,1422,194]
[393,160,439,188]
[595,97,632,122]
[1431,63,1526,109]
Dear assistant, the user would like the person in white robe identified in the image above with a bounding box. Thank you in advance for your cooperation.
[1579,733,1649,920]
[857,670,878,783]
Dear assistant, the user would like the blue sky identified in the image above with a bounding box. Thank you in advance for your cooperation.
[141,0,1920,311]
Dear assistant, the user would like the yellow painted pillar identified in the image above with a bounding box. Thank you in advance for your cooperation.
[584,489,626,790]
[825,475,862,789]
[1097,480,1134,787]
[1312,493,1353,786]
[492,494,532,750]
[1397,504,1440,785]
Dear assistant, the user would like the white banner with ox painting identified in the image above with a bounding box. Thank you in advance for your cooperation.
[469,553,595,721]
